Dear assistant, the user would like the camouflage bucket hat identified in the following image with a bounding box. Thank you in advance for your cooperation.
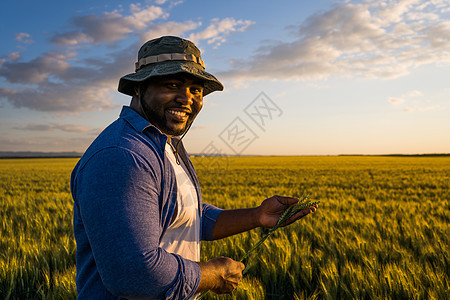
[118,36,224,96]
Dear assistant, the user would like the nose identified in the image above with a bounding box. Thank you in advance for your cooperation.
[176,88,194,106]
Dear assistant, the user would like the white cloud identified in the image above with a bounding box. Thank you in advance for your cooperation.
[1,3,254,114]
[20,123,92,132]
[0,51,73,84]
[189,18,254,47]
[406,11,440,22]
[52,12,132,45]
[405,90,423,97]
[376,0,422,23]
[388,97,405,105]
[388,89,423,105]
[387,89,440,113]
[7,52,21,61]
[126,4,168,30]
[0,85,118,113]
[392,23,415,35]
[51,4,167,46]
[51,31,91,46]
[0,136,96,152]
[139,21,200,42]
[425,21,450,49]
[0,43,129,113]
[220,0,450,83]
[22,123,53,131]
[15,32,33,44]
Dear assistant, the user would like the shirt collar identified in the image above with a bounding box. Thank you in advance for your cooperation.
[120,106,170,147]
[120,106,152,133]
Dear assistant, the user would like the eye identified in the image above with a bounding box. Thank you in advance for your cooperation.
[165,82,179,89]
[191,86,203,95]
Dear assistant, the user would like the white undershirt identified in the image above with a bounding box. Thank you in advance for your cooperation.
[159,143,201,262]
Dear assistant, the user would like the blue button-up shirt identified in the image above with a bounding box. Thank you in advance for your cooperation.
[71,106,222,299]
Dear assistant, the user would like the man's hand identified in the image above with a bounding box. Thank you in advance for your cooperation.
[196,257,245,294]
[212,195,318,240]
[256,195,317,228]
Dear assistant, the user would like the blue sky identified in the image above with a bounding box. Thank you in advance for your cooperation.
[1,0,449,155]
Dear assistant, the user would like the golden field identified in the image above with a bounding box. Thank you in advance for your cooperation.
[0,156,449,299]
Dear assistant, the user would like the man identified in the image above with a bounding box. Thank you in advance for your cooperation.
[71,36,317,299]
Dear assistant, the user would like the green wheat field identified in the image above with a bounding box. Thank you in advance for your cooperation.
[1,156,449,299]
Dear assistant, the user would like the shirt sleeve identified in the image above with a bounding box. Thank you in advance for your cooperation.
[73,147,200,299]
[201,203,223,241]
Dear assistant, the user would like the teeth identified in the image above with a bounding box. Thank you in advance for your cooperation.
[168,110,187,117]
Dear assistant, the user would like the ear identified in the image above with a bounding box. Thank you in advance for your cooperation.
[134,86,140,98]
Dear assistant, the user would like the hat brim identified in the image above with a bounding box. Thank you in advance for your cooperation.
[118,60,223,96]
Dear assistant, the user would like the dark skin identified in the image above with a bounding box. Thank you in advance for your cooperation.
[130,74,204,139]
[130,73,318,295]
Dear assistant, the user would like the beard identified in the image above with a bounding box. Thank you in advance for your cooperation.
[140,98,194,136]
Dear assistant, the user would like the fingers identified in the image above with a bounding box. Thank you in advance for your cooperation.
[224,259,245,291]
[259,195,319,228]
[208,257,245,294]
[284,205,317,225]
[222,265,244,294]
[273,195,299,206]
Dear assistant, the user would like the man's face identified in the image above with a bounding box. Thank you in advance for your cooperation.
[140,74,204,137]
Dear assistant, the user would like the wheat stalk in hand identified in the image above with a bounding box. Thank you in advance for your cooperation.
[198,195,319,299]
[239,195,319,262]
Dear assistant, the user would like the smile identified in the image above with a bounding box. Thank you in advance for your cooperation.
[167,109,188,117]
